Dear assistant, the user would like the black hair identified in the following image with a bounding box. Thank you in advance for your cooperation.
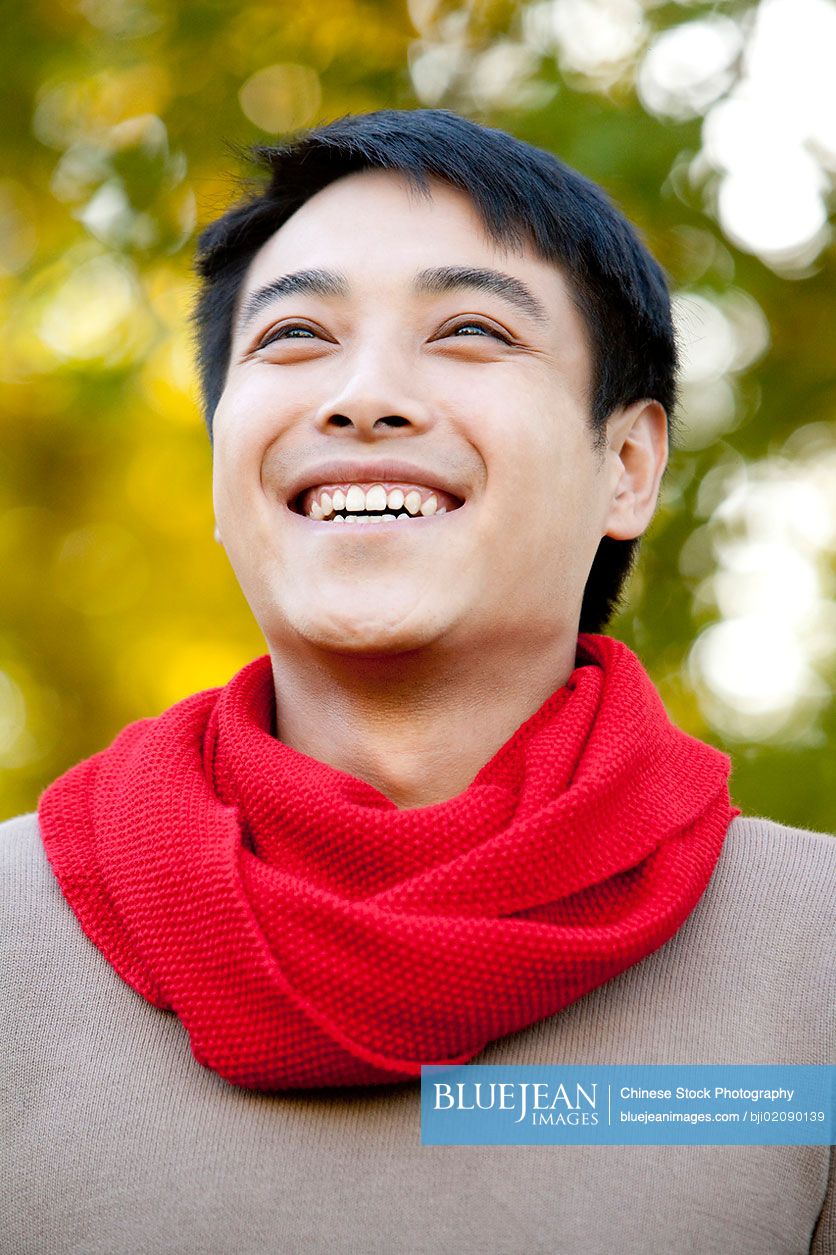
[193,108,677,631]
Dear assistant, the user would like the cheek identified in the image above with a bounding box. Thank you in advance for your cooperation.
[211,373,304,511]
[473,383,590,500]
[474,398,605,582]
[214,373,282,450]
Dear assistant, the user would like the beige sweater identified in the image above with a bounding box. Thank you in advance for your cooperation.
[1,810,834,1255]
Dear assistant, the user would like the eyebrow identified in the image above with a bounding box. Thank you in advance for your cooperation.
[236,262,549,332]
[414,266,548,323]
[237,269,349,330]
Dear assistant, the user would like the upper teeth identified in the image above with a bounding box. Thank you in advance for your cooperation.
[303,483,450,521]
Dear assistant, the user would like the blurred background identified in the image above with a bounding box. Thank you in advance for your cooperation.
[1,0,834,829]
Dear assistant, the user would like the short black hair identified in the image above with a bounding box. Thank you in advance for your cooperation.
[193,108,677,632]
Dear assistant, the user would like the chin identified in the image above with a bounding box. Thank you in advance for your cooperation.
[283,598,450,656]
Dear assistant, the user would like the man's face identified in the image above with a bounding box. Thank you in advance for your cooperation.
[212,169,622,662]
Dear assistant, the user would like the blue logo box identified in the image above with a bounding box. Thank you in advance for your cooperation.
[420,1065,835,1146]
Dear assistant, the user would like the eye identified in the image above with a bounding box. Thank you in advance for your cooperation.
[445,319,512,343]
[453,323,490,336]
[257,323,319,349]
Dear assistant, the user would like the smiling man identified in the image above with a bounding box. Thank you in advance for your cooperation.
[211,162,668,810]
[2,110,834,1255]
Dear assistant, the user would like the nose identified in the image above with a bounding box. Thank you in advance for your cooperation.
[312,344,434,438]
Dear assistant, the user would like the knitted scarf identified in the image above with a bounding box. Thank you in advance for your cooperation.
[38,633,737,1092]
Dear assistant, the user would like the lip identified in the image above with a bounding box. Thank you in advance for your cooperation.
[284,458,468,511]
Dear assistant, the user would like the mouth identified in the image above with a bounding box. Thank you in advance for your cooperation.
[289,481,465,526]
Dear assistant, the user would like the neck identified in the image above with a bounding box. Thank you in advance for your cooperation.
[269,634,579,809]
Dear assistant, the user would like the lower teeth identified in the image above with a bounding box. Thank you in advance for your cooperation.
[312,505,450,523]
[334,511,410,523]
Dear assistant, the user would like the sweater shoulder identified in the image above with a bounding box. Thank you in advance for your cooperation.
[714,813,836,918]
[0,810,43,875]
[678,813,836,1038]
[0,811,54,927]
[726,811,835,850]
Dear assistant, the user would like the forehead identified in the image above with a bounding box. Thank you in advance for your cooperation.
[241,168,577,314]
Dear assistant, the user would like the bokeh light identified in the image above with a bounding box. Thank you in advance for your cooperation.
[640,0,836,270]
[239,64,322,133]
[688,438,836,741]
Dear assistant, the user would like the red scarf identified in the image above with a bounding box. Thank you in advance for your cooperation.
[38,634,737,1091]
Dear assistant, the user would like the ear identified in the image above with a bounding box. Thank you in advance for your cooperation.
[603,399,669,541]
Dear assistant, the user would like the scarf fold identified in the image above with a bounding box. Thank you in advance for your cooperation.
[38,633,738,1091]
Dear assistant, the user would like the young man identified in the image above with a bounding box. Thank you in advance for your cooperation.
[2,110,833,1254]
